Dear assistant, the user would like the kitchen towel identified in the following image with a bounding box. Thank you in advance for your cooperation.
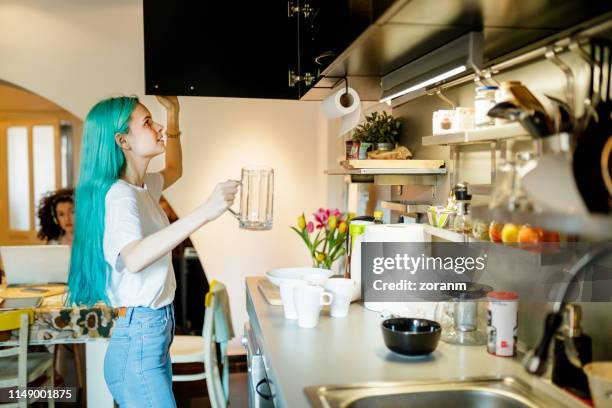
[321,86,361,137]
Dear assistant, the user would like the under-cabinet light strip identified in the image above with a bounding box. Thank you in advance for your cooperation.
[379,65,467,104]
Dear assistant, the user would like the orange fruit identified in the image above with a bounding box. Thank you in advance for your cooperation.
[518,225,544,252]
[489,221,504,242]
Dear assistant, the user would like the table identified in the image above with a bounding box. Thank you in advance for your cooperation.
[0,287,117,408]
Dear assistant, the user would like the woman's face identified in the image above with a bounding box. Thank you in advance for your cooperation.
[55,201,74,234]
[123,103,165,158]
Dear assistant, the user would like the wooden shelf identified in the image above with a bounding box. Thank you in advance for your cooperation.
[422,123,529,146]
[325,167,447,175]
[327,159,446,175]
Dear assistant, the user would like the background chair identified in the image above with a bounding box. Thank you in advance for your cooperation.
[0,311,55,408]
[169,280,234,407]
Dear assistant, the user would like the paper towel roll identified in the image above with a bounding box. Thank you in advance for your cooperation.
[351,224,438,319]
[321,86,361,137]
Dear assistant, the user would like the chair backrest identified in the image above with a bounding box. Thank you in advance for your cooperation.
[203,281,234,408]
[0,312,30,388]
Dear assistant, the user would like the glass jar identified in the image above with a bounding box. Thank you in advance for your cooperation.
[453,201,472,233]
[474,86,498,127]
[472,218,490,241]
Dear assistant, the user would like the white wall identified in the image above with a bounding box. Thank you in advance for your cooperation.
[0,0,331,351]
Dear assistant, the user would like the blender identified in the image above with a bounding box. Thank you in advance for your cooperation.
[436,283,492,346]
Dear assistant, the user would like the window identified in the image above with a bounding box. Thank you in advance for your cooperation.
[0,119,71,244]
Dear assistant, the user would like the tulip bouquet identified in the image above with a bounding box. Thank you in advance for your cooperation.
[291,208,350,270]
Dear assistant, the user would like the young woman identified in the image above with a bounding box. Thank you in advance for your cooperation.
[67,95,237,407]
[37,188,75,246]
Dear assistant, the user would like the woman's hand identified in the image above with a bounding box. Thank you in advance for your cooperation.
[200,180,239,222]
[155,95,179,113]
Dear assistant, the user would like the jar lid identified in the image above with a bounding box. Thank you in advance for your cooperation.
[487,291,518,300]
[476,85,499,91]
[445,283,493,300]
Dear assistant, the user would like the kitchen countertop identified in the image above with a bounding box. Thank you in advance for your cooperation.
[245,277,588,408]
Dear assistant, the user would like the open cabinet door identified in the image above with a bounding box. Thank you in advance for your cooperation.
[0,119,61,246]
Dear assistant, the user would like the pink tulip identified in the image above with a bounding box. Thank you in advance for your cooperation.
[307,221,314,233]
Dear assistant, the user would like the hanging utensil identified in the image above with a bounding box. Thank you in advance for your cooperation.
[572,41,612,213]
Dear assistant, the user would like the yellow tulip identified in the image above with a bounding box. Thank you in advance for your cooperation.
[316,252,326,262]
[328,215,337,231]
[338,221,347,234]
[297,213,306,230]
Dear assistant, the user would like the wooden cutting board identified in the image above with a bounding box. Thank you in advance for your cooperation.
[257,279,282,306]
[0,284,67,299]
[341,159,445,169]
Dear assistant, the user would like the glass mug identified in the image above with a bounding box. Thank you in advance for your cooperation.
[228,165,274,230]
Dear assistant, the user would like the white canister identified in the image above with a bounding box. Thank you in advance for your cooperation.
[487,291,518,357]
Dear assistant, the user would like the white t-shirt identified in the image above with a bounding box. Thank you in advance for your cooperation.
[103,173,176,309]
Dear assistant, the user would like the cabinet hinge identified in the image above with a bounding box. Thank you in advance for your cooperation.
[288,70,314,87]
[287,2,314,18]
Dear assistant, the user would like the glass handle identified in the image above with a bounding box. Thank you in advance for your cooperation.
[227,179,241,220]
[227,207,240,220]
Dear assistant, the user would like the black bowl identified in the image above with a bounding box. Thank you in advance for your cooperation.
[381,318,441,356]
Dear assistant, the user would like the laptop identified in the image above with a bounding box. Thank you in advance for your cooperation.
[0,245,71,286]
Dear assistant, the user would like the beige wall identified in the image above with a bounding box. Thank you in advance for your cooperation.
[0,0,331,351]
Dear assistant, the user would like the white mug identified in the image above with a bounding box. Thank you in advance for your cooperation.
[324,278,355,318]
[293,285,333,328]
[279,280,306,319]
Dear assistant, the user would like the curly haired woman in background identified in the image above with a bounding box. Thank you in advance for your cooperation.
[37,188,75,246]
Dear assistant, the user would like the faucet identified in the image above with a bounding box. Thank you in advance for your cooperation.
[523,244,611,375]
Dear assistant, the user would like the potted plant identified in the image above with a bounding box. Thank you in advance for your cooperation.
[351,111,401,157]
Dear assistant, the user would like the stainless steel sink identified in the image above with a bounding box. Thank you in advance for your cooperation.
[304,377,574,408]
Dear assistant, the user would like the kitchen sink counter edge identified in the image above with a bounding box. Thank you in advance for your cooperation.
[245,276,587,408]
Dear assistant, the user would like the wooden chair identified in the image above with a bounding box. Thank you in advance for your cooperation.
[169,281,234,408]
[0,311,55,408]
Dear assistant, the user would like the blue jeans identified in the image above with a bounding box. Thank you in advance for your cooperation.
[104,304,176,408]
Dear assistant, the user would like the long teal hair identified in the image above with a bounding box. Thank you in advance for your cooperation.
[68,96,139,306]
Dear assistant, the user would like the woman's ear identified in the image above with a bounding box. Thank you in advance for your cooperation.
[115,132,130,150]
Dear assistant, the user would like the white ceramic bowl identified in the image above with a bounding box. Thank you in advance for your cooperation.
[266,267,333,287]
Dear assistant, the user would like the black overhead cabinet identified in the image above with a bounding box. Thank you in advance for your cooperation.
[143,1,300,99]
[143,1,374,99]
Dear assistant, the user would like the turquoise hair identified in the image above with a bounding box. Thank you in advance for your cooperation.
[67,96,139,306]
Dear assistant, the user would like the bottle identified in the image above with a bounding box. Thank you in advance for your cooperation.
[373,210,384,224]
[452,183,472,233]
[552,305,592,399]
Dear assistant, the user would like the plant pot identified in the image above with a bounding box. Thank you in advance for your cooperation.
[373,142,395,152]
[358,143,373,159]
